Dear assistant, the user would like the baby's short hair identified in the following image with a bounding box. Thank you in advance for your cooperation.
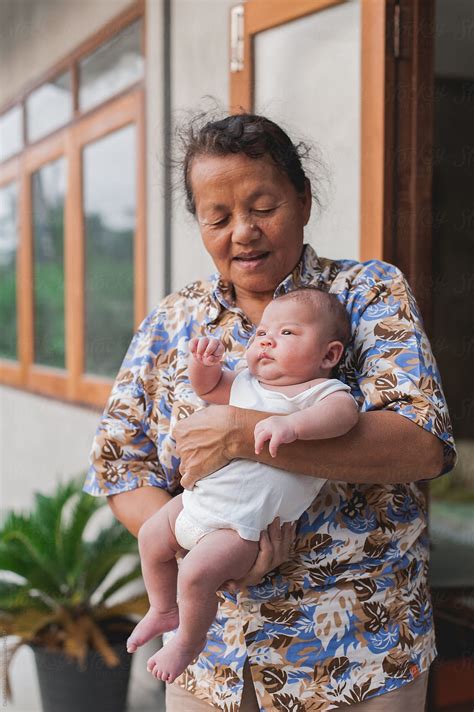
[273,286,351,346]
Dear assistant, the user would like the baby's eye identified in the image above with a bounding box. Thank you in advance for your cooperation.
[281,329,293,335]
[256,330,266,337]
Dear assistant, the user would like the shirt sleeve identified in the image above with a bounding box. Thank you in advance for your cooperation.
[349,262,457,476]
[83,309,171,497]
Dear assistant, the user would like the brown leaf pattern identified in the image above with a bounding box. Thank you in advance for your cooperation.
[84,245,456,710]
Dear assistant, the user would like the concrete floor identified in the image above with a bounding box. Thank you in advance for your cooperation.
[5,641,165,712]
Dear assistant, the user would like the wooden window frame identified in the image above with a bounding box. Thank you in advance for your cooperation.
[0,1,146,410]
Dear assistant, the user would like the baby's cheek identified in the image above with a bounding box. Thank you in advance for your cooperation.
[245,347,258,374]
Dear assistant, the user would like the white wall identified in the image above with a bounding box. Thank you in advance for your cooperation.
[0,385,100,512]
[170,0,236,292]
[145,0,167,308]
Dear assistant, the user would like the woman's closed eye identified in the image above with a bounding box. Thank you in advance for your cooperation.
[253,206,276,215]
[208,216,229,227]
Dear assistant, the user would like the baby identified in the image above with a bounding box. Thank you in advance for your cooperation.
[127,287,359,683]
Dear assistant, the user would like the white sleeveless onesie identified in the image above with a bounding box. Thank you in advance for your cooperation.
[175,369,352,549]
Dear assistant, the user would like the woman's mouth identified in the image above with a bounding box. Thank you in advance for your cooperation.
[233,252,270,269]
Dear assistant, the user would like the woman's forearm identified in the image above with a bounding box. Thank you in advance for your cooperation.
[227,408,444,484]
[108,486,172,537]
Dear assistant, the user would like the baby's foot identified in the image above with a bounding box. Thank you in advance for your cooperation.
[127,606,179,653]
[146,632,207,683]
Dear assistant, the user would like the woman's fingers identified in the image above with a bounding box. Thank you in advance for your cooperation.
[174,405,234,486]
[224,519,297,590]
[240,531,272,586]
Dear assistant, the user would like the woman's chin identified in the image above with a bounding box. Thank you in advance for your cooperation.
[231,268,280,297]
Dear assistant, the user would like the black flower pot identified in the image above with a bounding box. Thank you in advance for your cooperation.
[30,638,132,712]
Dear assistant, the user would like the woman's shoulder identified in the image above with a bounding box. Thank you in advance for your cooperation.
[140,277,216,331]
[120,278,216,373]
[318,255,405,292]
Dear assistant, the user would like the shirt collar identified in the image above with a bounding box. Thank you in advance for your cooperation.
[206,244,324,326]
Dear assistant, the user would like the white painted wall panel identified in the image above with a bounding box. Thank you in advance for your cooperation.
[170,0,236,292]
[0,385,99,512]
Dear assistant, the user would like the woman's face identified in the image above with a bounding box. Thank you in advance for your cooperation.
[189,153,311,302]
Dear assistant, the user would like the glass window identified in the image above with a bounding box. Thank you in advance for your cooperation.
[0,106,23,162]
[32,159,66,368]
[83,125,135,377]
[79,20,144,112]
[0,182,19,359]
[26,72,72,143]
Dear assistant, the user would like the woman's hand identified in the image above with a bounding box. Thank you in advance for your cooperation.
[222,518,297,595]
[174,405,236,489]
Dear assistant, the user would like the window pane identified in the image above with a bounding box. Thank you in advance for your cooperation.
[26,72,72,143]
[83,125,135,377]
[32,159,66,368]
[0,106,23,162]
[79,20,144,112]
[0,182,19,359]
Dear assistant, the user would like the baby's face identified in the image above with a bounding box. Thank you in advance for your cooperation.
[246,298,333,386]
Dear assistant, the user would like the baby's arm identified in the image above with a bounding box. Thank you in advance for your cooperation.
[188,337,236,405]
[254,391,359,457]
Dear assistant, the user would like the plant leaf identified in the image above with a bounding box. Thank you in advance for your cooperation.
[59,491,103,577]
[95,593,149,621]
[0,581,50,613]
[79,523,138,599]
[97,563,144,606]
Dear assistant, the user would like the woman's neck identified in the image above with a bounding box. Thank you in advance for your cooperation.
[234,289,273,326]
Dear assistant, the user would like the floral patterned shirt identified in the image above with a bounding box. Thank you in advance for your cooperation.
[84,244,456,710]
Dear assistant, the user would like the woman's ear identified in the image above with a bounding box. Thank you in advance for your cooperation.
[322,341,344,370]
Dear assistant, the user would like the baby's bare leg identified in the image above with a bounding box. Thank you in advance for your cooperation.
[147,529,258,683]
[127,494,184,653]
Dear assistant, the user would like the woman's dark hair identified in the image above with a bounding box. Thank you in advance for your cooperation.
[181,113,312,215]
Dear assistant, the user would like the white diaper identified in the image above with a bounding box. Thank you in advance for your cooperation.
[174,509,216,550]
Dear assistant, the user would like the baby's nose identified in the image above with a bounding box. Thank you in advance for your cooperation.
[260,335,275,347]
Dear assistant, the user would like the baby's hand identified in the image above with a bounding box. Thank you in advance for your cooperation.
[189,337,225,367]
[254,416,297,458]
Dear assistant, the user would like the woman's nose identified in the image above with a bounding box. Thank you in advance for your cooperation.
[232,215,260,243]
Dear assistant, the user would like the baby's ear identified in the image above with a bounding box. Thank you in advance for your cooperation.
[323,341,345,368]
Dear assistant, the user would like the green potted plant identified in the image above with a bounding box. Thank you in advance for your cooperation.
[0,480,148,712]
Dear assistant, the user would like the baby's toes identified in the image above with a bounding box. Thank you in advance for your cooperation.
[126,637,138,653]
[146,657,157,673]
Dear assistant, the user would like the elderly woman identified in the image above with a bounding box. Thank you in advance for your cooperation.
[84,114,455,711]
